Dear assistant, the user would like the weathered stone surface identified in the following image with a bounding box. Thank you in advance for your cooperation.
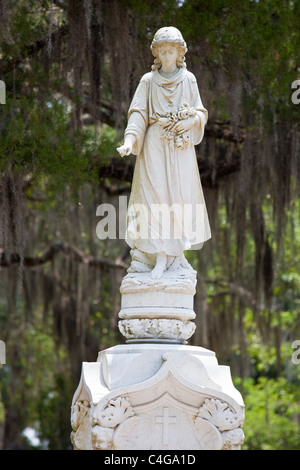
[118,269,197,342]
[71,344,244,450]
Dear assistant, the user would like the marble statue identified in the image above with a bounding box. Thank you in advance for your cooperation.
[71,27,244,451]
[117,26,211,280]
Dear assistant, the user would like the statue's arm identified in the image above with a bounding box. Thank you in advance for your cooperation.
[117,78,149,157]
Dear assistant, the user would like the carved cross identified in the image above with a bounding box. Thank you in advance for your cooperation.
[155,407,176,446]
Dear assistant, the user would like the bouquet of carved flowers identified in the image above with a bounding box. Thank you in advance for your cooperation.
[160,102,197,149]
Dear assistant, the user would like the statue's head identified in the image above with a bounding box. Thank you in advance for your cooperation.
[150,26,187,71]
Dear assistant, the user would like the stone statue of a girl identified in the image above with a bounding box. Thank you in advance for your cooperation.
[117,27,211,279]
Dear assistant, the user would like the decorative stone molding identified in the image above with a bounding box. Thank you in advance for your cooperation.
[120,267,197,296]
[70,400,92,450]
[197,398,245,449]
[118,269,197,342]
[222,427,245,450]
[91,396,135,450]
[119,318,195,342]
[71,344,245,450]
[72,394,245,450]
[93,396,134,428]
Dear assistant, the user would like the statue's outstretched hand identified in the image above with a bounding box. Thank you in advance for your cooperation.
[116,134,135,157]
[117,143,132,157]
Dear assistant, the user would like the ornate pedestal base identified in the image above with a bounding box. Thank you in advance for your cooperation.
[118,268,197,343]
[71,343,245,450]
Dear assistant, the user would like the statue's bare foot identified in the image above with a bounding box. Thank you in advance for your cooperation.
[180,254,193,270]
[151,252,167,279]
[167,255,182,271]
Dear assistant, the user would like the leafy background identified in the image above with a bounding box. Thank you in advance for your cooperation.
[0,0,299,450]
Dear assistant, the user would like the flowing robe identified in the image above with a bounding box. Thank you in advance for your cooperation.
[125,67,211,257]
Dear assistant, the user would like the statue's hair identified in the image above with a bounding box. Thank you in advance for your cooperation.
[150,27,188,71]
[150,42,187,71]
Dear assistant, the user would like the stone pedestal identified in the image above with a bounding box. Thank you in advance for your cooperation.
[71,343,244,450]
[118,268,197,343]
[71,263,245,450]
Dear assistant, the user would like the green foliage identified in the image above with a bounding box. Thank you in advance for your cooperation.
[0,0,299,450]
[0,392,4,425]
[0,313,73,449]
[36,371,73,450]
[237,377,300,450]
[182,1,299,125]
[199,191,300,449]
[0,94,117,193]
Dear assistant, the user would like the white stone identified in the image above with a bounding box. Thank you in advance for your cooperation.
[71,26,245,451]
[117,26,211,280]
[118,318,196,343]
[71,344,244,450]
[115,26,210,342]
[118,267,197,342]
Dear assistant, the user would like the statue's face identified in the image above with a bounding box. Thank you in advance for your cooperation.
[157,43,178,72]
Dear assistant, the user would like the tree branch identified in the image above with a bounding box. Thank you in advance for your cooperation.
[201,278,257,308]
[205,120,245,144]
[50,0,67,10]
[98,145,241,189]
[0,242,128,271]
[0,24,68,76]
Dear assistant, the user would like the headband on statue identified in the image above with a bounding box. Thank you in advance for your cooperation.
[150,26,187,54]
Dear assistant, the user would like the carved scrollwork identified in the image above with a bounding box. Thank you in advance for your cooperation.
[196,398,244,450]
[118,318,195,341]
[70,400,92,450]
[91,396,136,450]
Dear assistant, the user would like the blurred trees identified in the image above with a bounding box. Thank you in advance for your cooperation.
[0,0,299,449]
